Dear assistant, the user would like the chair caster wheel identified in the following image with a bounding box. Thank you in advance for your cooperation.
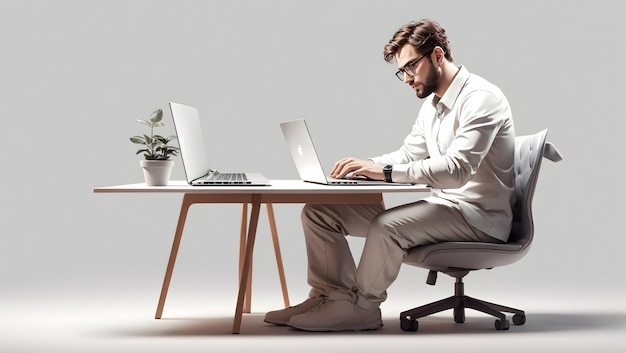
[512,313,526,325]
[495,318,510,330]
[400,317,418,332]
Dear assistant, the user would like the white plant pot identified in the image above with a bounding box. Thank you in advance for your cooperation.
[140,159,174,186]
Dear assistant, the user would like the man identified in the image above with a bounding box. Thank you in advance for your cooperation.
[265,18,516,331]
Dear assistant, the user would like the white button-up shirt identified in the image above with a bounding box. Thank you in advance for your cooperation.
[371,66,515,241]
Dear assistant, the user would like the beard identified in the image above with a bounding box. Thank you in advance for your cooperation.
[414,59,440,99]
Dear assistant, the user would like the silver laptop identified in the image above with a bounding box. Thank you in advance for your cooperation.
[280,118,411,186]
[169,102,270,186]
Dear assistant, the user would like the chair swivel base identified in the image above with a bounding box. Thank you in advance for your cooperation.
[399,277,526,332]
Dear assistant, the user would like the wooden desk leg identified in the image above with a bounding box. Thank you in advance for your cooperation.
[155,194,193,319]
[238,203,252,314]
[239,203,290,313]
[232,195,262,334]
[266,203,290,307]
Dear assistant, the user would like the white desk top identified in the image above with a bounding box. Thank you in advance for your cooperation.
[94,179,431,195]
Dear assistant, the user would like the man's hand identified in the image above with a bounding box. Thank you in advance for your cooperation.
[330,157,384,180]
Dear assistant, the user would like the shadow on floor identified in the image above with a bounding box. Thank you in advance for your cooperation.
[99,311,626,337]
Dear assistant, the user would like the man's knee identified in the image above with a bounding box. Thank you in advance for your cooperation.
[368,214,394,240]
[368,213,411,250]
[301,203,322,224]
[301,204,338,232]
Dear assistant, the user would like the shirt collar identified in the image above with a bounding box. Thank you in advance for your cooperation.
[431,65,470,113]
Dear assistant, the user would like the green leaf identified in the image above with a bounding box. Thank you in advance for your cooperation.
[130,136,146,144]
[150,109,163,124]
[136,119,151,127]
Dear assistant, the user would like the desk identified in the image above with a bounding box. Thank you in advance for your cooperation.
[94,179,431,333]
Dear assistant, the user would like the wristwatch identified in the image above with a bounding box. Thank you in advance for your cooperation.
[383,165,393,183]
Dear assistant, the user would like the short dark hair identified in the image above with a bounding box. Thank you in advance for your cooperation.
[383,19,453,63]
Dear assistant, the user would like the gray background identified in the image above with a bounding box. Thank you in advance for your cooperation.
[1,0,624,349]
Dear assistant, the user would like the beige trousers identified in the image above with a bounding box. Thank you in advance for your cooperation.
[302,196,498,309]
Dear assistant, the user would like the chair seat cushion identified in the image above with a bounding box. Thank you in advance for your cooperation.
[403,241,530,272]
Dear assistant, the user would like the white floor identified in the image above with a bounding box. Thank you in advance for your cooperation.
[3,293,625,353]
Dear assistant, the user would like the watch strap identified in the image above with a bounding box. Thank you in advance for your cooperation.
[383,165,393,183]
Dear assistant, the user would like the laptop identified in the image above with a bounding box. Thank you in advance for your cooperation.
[280,118,412,186]
[169,101,270,186]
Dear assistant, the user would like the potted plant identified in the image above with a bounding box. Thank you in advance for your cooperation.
[130,108,179,186]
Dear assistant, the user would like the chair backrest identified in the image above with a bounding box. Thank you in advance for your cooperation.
[508,129,549,249]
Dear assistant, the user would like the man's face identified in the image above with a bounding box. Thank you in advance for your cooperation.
[395,43,440,99]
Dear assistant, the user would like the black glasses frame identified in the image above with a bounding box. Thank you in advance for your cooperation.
[395,53,429,81]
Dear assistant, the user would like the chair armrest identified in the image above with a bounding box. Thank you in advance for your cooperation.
[544,142,563,162]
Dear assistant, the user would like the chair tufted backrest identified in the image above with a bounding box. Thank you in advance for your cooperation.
[508,130,549,248]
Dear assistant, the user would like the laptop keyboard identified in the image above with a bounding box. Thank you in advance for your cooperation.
[213,173,249,183]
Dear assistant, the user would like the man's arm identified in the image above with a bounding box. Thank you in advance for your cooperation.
[395,91,510,187]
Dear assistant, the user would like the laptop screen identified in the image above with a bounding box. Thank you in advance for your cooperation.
[280,118,329,184]
[169,102,213,183]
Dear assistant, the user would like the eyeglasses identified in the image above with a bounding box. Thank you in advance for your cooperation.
[395,54,428,81]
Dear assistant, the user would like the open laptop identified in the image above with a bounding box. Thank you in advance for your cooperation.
[280,118,412,186]
[169,101,270,186]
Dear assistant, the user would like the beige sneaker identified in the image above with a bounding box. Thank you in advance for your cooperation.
[287,298,382,332]
[264,296,326,325]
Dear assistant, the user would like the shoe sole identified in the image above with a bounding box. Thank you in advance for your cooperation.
[263,318,289,326]
[288,320,383,332]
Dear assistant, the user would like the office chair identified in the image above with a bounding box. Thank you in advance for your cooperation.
[399,129,563,331]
